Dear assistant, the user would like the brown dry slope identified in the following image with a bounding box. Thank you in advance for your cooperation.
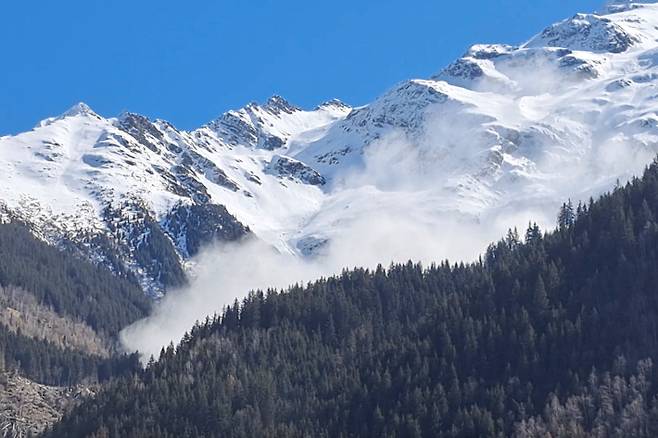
[0,372,92,437]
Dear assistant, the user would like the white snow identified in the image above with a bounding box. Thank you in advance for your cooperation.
[5,2,658,285]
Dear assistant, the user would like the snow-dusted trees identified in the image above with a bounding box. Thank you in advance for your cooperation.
[516,359,658,438]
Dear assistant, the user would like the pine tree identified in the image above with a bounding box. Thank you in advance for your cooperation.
[45,158,658,438]
[558,199,575,230]
[525,222,542,244]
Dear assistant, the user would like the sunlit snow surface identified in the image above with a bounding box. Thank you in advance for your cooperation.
[4,2,658,277]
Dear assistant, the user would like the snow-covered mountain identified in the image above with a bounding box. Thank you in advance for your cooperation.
[4,0,658,295]
[0,96,351,295]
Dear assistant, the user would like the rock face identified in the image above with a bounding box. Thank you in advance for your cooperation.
[265,155,326,186]
[526,13,638,53]
[207,95,336,151]
[6,3,658,296]
[0,89,350,296]
[163,204,250,258]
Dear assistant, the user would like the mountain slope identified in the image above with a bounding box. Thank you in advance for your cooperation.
[45,157,658,437]
[0,371,89,437]
[0,221,147,387]
[0,98,346,295]
[0,221,149,337]
[289,2,658,249]
[7,3,658,296]
[0,221,148,436]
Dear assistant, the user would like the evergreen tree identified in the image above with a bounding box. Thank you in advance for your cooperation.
[525,222,542,244]
[557,199,575,230]
[46,160,658,437]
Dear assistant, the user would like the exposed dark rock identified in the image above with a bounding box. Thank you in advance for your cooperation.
[102,201,187,292]
[266,155,326,186]
[162,203,250,257]
[263,95,300,115]
[187,151,240,192]
[531,13,637,53]
[118,113,165,153]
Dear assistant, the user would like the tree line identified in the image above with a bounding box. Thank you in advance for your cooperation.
[0,221,149,386]
[45,160,658,436]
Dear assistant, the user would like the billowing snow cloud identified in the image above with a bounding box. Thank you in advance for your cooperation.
[121,2,658,360]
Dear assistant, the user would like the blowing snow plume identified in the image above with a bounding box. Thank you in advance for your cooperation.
[120,116,654,361]
[121,125,546,360]
[121,3,658,358]
[120,208,515,361]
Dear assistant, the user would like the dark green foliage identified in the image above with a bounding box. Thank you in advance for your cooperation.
[100,197,249,291]
[102,202,188,290]
[0,222,150,336]
[0,221,151,386]
[47,160,658,437]
[0,327,141,386]
[557,199,575,230]
[133,218,187,288]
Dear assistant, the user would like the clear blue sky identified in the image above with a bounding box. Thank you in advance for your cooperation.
[1,0,603,135]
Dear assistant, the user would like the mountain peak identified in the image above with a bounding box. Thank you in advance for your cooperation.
[606,1,658,13]
[263,95,299,114]
[117,111,150,124]
[36,102,100,128]
[60,102,97,118]
[316,98,351,111]
[9,0,658,311]
[524,12,638,53]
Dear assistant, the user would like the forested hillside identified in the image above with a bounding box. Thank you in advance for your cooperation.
[47,160,658,437]
[0,222,149,386]
[0,222,150,336]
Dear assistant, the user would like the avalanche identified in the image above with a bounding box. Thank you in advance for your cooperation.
[4,1,658,295]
